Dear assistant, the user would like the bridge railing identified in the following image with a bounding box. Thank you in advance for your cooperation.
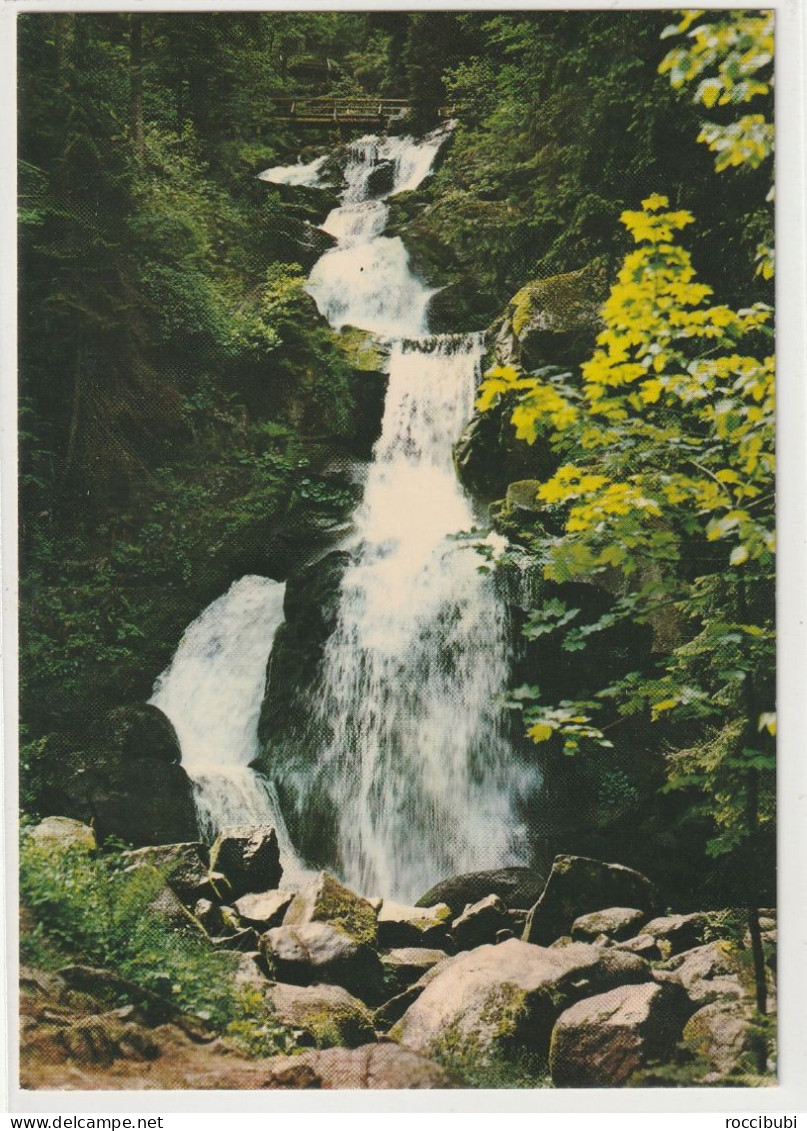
[267,97,455,124]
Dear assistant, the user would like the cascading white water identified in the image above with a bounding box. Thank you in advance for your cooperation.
[149,575,306,882]
[263,124,541,900]
[305,335,537,898]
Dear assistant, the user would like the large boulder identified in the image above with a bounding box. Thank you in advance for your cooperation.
[377,900,451,948]
[490,262,606,372]
[26,817,96,854]
[549,981,691,1087]
[209,826,282,901]
[97,704,182,764]
[524,856,659,946]
[416,866,546,917]
[47,747,199,847]
[571,908,648,944]
[258,1043,459,1089]
[390,938,651,1062]
[641,913,709,958]
[265,982,375,1049]
[682,1000,760,1081]
[260,923,385,1004]
[283,871,378,947]
[451,894,511,951]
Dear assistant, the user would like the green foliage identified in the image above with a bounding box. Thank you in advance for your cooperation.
[225,986,300,1059]
[19,833,240,1026]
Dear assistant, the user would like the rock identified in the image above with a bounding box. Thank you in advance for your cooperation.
[124,843,214,904]
[209,826,282,901]
[491,262,607,371]
[26,817,97,853]
[549,981,691,1087]
[145,876,206,934]
[427,278,500,334]
[365,160,395,198]
[260,1043,459,1089]
[284,871,378,947]
[682,999,758,1080]
[417,867,547,916]
[97,704,182,764]
[571,908,648,943]
[232,952,270,996]
[193,899,227,936]
[614,934,661,959]
[381,949,448,995]
[453,404,555,502]
[641,913,709,958]
[390,938,651,1062]
[234,890,295,930]
[657,941,746,1005]
[374,961,452,1031]
[451,894,511,950]
[210,927,260,952]
[261,923,385,1004]
[266,982,375,1049]
[377,900,451,948]
[524,856,658,946]
[49,748,199,847]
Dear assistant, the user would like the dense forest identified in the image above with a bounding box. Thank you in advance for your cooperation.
[18,10,775,1091]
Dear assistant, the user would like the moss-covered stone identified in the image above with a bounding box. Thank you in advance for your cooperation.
[265,982,375,1049]
[283,871,379,948]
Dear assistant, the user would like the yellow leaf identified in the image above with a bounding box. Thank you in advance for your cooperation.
[527,722,554,744]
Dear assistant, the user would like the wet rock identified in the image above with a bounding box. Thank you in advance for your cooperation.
[26,817,97,854]
[97,704,182,764]
[234,890,295,931]
[266,982,375,1049]
[524,856,658,946]
[641,913,709,958]
[451,894,511,950]
[365,160,395,198]
[261,923,385,1004]
[209,826,282,901]
[391,938,651,1062]
[452,407,554,503]
[284,871,378,947]
[549,981,691,1087]
[571,908,648,943]
[377,900,451,948]
[260,1043,459,1089]
[416,866,546,917]
[381,948,448,995]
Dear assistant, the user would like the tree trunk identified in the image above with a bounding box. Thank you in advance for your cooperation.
[129,14,145,161]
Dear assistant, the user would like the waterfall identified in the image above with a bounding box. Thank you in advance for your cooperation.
[149,575,306,883]
[261,125,541,900]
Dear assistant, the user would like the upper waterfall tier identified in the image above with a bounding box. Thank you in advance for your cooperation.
[262,125,451,338]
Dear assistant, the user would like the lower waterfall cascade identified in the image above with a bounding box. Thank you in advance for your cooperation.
[153,123,543,901]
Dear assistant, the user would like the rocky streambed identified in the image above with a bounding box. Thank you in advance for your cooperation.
[20,818,776,1091]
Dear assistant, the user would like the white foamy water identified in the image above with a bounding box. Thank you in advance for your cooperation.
[155,123,541,901]
[293,334,537,898]
[149,575,306,882]
[258,153,328,187]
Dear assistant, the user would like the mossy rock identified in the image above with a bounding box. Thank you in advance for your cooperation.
[496,262,607,371]
[266,982,375,1049]
[283,871,379,948]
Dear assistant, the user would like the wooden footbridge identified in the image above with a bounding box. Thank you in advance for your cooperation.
[268,96,453,127]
